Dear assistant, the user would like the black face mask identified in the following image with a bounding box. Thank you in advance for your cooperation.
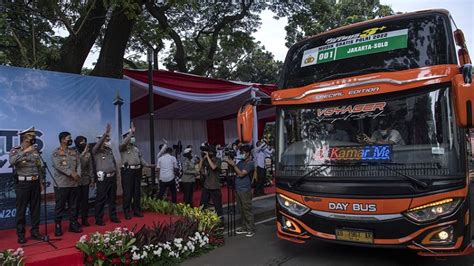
[29,138,36,145]
[77,143,86,152]
[67,139,73,146]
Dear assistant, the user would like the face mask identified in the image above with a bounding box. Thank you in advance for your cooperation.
[130,137,136,144]
[78,143,86,152]
[67,139,73,146]
[29,138,36,145]
[105,141,111,148]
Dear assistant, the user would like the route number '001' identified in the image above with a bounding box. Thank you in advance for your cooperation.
[319,51,334,60]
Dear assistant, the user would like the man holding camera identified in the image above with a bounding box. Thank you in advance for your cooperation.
[198,144,223,221]
[225,144,255,237]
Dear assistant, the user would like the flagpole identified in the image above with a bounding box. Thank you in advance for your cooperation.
[147,48,156,193]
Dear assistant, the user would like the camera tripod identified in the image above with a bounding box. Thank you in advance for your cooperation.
[24,151,61,249]
[225,169,236,236]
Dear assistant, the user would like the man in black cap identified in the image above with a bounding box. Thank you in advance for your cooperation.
[51,131,82,236]
[92,124,121,226]
[198,144,223,221]
[119,123,152,219]
[9,126,44,244]
[74,136,94,226]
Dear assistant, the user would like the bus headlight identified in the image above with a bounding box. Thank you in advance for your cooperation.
[404,198,461,223]
[277,193,310,216]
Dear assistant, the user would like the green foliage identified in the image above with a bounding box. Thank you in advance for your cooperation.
[284,0,394,47]
[141,196,221,232]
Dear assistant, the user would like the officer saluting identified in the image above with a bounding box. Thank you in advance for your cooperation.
[9,127,44,244]
[93,124,121,226]
[51,132,82,236]
[119,123,152,220]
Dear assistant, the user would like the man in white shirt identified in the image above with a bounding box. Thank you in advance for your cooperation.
[254,140,274,196]
[156,147,178,203]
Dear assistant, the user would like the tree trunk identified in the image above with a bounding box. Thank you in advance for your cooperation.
[90,7,138,78]
[48,0,108,73]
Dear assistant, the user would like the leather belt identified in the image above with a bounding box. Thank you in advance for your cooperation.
[105,172,116,177]
[122,164,141,169]
[18,175,38,181]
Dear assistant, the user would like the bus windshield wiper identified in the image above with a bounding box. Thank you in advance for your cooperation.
[289,164,330,187]
[365,162,430,189]
[318,67,398,82]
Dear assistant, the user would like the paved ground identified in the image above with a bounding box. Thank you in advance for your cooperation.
[184,219,474,266]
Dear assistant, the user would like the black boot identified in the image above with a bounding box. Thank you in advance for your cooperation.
[17,235,26,244]
[55,222,63,237]
[31,231,45,241]
[124,211,132,220]
[110,217,121,223]
[69,221,83,233]
[82,217,90,227]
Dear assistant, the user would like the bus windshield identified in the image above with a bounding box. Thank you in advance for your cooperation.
[277,85,464,178]
[281,12,455,88]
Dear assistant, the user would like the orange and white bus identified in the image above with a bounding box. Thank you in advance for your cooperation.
[239,9,473,256]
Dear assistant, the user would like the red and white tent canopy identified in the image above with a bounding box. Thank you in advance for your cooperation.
[123,69,276,149]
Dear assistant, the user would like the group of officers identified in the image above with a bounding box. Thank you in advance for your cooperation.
[9,123,150,244]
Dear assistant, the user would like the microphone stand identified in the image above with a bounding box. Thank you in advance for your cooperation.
[23,150,61,249]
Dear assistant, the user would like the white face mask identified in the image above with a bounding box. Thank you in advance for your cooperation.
[380,130,388,136]
[105,141,112,148]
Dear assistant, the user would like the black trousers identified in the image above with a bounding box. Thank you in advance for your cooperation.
[182,182,195,207]
[94,175,117,222]
[76,185,90,219]
[158,180,177,203]
[255,166,266,195]
[121,168,142,213]
[54,186,79,223]
[200,188,223,218]
[15,180,41,236]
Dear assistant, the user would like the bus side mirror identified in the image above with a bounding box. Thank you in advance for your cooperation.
[453,74,474,127]
[237,103,254,143]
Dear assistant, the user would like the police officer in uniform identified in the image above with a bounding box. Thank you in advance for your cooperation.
[93,124,121,226]
[74,136,94,226]
[51,132,82,236]
[9,127,44,244]
[119,123,152,220]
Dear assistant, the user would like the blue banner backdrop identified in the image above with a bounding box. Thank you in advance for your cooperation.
[0,65,130,229]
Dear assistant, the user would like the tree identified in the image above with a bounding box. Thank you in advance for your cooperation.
[144,0,273,76]
[284,0,393,47]
[90,0,143,78]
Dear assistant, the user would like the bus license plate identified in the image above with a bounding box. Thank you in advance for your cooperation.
[335,229,373,244]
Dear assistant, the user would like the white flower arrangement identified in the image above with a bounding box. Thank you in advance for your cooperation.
[137,231,211,262]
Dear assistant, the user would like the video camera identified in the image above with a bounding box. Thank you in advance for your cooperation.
[223,147,236,159]
[200,142,215,158]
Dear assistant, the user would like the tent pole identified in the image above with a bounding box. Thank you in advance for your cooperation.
[251,88,258,146]
[147,49,156,192]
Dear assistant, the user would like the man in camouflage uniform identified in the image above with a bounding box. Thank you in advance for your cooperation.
[119,123,152,220]
[93,124,121,226]
[51,132,82,236]
[74,136,94,226]
[9,127,45,244]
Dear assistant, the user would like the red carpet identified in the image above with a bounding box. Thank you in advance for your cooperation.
[0,212,179,265]
[0,185,276,265]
